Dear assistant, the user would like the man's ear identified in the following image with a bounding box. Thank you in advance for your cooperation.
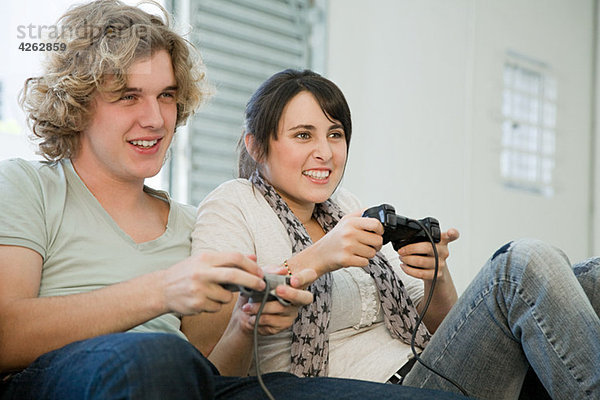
[244,133,260,162]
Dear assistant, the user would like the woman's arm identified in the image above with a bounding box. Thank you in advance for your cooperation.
[188,181,316,373]
[281,211,385,282]
[203,269,315,376]
[187,182,262,357]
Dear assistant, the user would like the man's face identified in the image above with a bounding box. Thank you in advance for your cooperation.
[75,50,178,184]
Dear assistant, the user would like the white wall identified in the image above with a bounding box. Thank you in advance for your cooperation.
[469,0,594,275]
[3,0,596,290]
[327,0,596,292]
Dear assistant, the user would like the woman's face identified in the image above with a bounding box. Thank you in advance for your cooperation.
[259,91,348,214]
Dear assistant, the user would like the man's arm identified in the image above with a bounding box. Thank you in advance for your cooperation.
[181,301,237,357]
[0,246,267,373]
[0,245,169,372]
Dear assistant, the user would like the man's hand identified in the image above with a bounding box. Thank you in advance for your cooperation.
[161,252,266,315]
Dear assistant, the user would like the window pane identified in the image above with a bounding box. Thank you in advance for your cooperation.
[180,0,320,205]
[500,56,556,196]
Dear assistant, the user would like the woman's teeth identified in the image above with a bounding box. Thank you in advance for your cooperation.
[303,170,330,180]
[129,139,158,148]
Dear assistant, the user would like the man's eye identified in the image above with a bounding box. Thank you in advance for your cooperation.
[160,92,177,102]
[296,132,310,139]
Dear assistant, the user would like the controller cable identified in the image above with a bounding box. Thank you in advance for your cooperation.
[254,279,277,400]
[410,219,469,397]
[251,221,469,399]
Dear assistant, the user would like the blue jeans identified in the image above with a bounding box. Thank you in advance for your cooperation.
[403,239,600,400]
[0,332,469,400]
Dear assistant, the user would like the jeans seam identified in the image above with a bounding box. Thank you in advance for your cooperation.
[516,285,590,396]
[215,373,292,397]
[418,276,519,389]
[87,348,132,399]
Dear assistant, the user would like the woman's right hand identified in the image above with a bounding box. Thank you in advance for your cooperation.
[307,210,384,275]
[160,251,266,316]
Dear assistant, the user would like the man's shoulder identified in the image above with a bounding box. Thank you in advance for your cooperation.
[0,158,68,191]
[0,158,43,176]
[172,199,197,224]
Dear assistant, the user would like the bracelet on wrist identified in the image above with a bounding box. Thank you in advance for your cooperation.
[283,259,293,276]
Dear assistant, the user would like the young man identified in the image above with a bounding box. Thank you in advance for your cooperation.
[0,1,468,399]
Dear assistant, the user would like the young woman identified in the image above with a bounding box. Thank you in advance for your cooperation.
[190,69,600,399]
[1,3,472,398]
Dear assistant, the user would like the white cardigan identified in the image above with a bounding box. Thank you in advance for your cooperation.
[192,179,425,382]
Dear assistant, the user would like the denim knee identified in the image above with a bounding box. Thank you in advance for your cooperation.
[574,256,600,278]
[491,238,570,283]
[3,333,218,400]
[503,238,564,263]
[110,332,217,373]
[574,257,600,314]
[100,333,218,399]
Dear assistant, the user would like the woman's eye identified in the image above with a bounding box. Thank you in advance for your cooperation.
[120,95,135,101]
[296,132,310,139]
[329,131,344,138]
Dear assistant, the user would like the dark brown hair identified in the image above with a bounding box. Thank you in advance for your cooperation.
[238,69,352,178]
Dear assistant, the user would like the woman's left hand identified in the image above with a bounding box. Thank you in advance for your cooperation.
[235,266,316,336]
[397,228,460,282]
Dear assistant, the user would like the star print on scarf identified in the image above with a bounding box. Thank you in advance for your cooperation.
[250,171,430,377]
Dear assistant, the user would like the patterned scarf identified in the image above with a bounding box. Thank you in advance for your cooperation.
[250,171,430,377]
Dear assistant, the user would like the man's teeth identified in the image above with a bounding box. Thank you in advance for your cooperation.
[130,139,158,148]
[303,170,330,179]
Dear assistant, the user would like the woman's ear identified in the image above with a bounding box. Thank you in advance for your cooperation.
[244,133,260,162]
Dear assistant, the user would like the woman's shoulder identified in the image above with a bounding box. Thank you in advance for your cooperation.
[200,178,254,203]
[197,178,270,218]
[331,187,363,214]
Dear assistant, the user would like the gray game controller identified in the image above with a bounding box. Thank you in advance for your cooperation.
[222,273,291,306]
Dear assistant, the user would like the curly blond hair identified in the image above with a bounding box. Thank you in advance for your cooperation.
[20,0,209,161]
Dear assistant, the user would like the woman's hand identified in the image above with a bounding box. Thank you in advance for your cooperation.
[397,228,460,332]
[306,210,384,275]
[205,265,316,375]
[397,228,460,282]
[233,266,316,336]
[161,251,266,316]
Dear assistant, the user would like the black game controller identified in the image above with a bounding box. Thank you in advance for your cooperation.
[362,204,441,250]
[222,273,291,306]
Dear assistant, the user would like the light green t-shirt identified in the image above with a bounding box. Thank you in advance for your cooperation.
[0,158,196,339]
